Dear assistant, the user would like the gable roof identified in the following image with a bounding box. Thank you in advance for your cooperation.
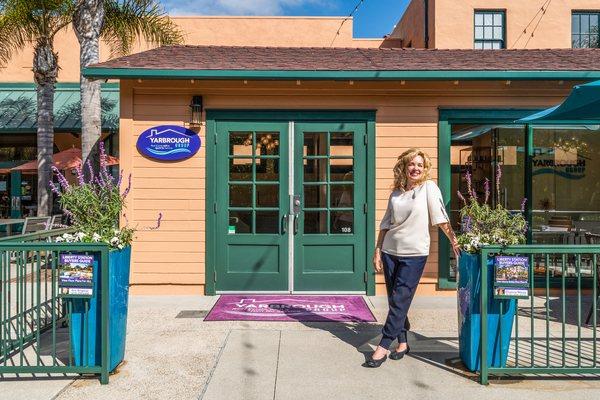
[83,46,600,81]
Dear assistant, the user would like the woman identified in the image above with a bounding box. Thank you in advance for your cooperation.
[365,148,460,368]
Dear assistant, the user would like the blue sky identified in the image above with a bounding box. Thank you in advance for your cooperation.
[160,0,411,38]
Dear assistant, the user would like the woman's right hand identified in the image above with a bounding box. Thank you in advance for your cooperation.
[372,249,383,273]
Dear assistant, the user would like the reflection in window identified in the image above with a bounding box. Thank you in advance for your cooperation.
[331,211,353,234]
[256,211,279,233]
[531,126,600,244]
[572,12,600,48]
[304,211,327,234]
[229,211,252,234]
[474,10,505,49]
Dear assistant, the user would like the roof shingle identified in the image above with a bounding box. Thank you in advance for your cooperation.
[90,46,600,71]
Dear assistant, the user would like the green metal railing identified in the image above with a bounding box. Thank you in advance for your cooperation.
[0,234,110,383]
[480,245,600,384]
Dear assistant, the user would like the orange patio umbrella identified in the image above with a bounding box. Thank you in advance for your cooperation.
[11,147,119,173]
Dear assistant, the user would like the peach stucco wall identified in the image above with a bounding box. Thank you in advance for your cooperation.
[389,0,435,48]
[120,79,572,295]
[0,17,381,83]
[393,0,600,49]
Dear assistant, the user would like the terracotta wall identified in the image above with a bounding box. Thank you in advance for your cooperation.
[388,0,436,48]
[393,0,600,49]
[0,17,380,83]
[121,79,571,295]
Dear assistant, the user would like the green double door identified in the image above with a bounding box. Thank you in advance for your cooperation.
[212,116,369,292]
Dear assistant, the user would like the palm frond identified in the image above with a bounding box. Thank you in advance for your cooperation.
[101,0,183,58]
[0,0,75,65]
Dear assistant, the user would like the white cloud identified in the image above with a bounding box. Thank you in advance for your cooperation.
[163,0,322,16]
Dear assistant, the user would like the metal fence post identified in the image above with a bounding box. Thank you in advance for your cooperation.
[100,246,110,384]
[480,249,489,385]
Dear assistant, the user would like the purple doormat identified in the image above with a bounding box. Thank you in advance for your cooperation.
[204,295,376,322]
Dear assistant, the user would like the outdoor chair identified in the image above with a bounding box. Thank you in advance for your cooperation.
[21,216,51,235]
[49,214,65,229]
[585,232,600,325]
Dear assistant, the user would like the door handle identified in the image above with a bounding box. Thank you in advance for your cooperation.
[282,214,288,234]
[293,215,299,235]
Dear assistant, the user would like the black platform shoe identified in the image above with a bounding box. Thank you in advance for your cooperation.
[389,344,410,360]
[364,354,388,368]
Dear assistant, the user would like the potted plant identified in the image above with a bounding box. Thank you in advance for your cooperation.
[456,166,528,372]
[51,143,160,371]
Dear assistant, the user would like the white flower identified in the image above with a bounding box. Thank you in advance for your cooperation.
[75,232,86,241]
[55,236,64,242]
[110,237,120,246]
[62,233,74,242]
[117,244,124,250]
[92,233,102,242]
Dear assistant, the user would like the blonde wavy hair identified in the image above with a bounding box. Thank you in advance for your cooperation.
[392,148,432,191]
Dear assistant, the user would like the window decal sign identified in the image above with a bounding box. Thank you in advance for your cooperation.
[137,125,201,161]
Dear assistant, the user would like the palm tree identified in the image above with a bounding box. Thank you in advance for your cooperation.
[0,0,75,216]
[73,0,183,167]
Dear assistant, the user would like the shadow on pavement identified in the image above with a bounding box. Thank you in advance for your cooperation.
[268,302,475,379]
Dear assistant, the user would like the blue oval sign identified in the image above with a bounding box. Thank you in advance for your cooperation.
[137,125,201,161]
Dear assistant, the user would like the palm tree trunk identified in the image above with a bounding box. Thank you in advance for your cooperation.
[74,0,104,168]
[33,40,58,217]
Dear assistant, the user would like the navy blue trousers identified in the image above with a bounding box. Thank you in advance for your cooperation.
[379,252,428,350]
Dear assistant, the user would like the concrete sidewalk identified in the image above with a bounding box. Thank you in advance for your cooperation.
[1,295,600,400]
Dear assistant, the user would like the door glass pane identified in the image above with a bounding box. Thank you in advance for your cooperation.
[331,211,353,234]
[304,159,327,182]
[229,184,252,207]
[304,184,327,208]
[304,211,327,234]
[256,211,279,233]
[256,132,280,156]
[229,211,252,234]
[256,158,279,181]
[304,133,327,156]
[230,132,253,156]
[256,184,279,207]
[330,159,353,181]
[229,158,252,181]
[330,132,353,157]
[330,184,353,208]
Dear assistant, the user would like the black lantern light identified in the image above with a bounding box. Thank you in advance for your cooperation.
[189,95,203,127]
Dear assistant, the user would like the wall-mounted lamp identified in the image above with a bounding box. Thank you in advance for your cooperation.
[189,95,203,127]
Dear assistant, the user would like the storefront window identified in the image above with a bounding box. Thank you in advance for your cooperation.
[531,126,600,244]
[447,122,600,283]
[449,124,525,278]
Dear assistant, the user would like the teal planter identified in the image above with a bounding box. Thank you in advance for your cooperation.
[69,246,131,372]
[458,251,516,371]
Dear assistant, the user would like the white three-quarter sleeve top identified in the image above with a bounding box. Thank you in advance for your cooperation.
[379,180,449,256]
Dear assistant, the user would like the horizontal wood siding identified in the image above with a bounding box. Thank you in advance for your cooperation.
[124,80,570,294]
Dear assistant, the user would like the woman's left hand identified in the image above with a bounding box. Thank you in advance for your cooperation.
[451,241,461,260]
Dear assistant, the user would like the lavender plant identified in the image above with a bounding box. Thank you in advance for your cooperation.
[50,143,161,249]
[457,165,528,253]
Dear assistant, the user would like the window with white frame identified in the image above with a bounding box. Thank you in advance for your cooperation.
[474,10,505,49]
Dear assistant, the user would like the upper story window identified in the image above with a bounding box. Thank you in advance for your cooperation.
[572,11,600,48]
[474,10,505,49]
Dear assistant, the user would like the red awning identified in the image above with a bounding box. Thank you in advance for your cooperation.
[11,148,118,173]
